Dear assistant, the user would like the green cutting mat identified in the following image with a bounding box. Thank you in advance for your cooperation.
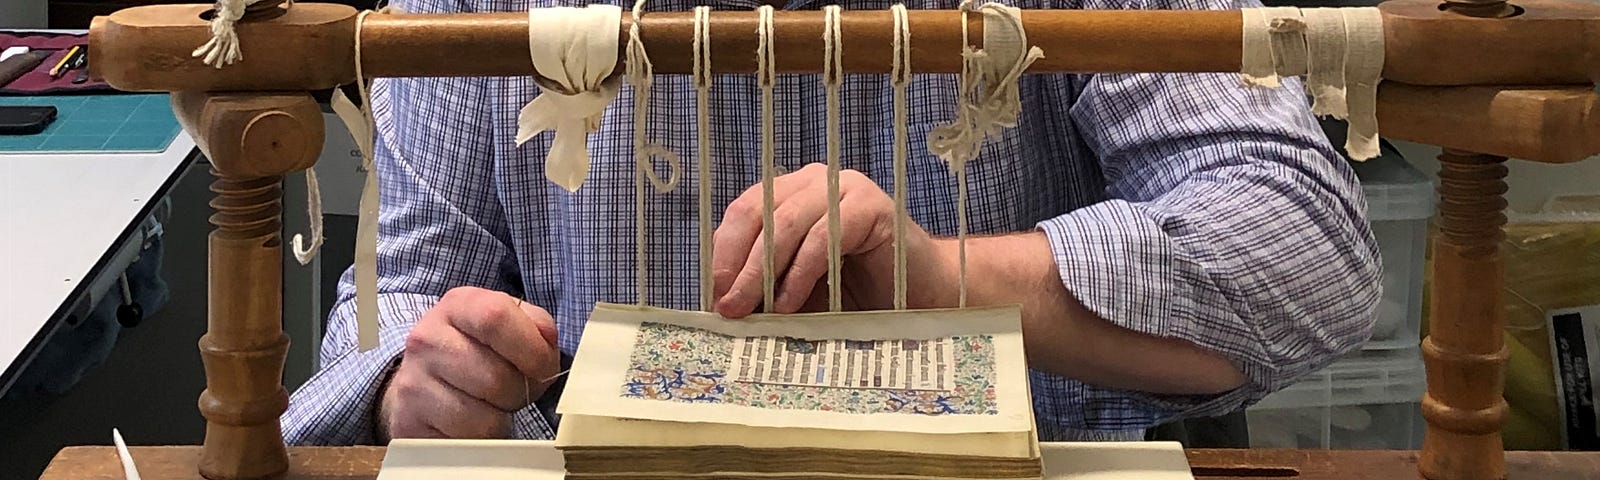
[0,94,180,153]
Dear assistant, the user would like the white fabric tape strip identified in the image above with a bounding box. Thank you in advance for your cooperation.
[693,6,714,312]
[1240,7,1304,86]
[1341,7,1385,161]
[1267,8,1307,78]
[336,9,381,352]
[1239,8,1277,87]
[1301,8,1349,118]
[516,5,624,192]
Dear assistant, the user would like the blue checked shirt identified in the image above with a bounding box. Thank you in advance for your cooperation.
[282,0,1381,445]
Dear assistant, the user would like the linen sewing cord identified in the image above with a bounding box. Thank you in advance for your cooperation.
[328,8,382,351]
[890,4,911,310]
[823,5,845,312]
[627,0,683,306]
[927,0,1043,307]
[757,5,778,313]
[290,168,325,265]
[193,0,265,68]
[694,6,715,312]
[516,4,625,192]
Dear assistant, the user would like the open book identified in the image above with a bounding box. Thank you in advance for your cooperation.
[554,303,1043,479]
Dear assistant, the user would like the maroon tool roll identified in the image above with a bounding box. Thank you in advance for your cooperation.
[0,31,116,95]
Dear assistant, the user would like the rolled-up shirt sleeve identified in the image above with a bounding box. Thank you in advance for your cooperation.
[1038,33,1383,417]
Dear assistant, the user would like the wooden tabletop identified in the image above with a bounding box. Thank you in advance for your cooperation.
[36,446,1600,480]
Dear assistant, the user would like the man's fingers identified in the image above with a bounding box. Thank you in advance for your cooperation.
[437,288,560,381]
[420,378,512,438]
[516,300,559,348]
[774,219,832,313]
[712,164,828,302]
[383,366,510,439]
[835,186,896,256]
[409,324,530,412]
[722,182,831,316]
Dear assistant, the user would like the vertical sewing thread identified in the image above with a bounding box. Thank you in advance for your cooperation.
[890,4,911,310]
[631,0,650,306]
[823,5,843,312]
[694,6,714,312]
[757,5,777,313]
[627,0,680,305]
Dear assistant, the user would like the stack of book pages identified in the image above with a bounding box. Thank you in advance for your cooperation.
[554,303,1043,479]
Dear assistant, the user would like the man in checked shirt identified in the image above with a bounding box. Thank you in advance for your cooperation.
[282,0,1381,445]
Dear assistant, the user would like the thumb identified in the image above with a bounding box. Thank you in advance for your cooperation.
[515,299,560,349]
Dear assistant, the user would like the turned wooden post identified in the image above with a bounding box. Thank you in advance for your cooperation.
[1417,2,1521,480]
[1420,150,1512,480]
[173,91,323,480]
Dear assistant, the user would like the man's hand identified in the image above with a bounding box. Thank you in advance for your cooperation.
[712,163,948,317]
[379,286,561,440]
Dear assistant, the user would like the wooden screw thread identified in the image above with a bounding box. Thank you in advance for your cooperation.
[1420,150,1510,480]
[199,172,290,480]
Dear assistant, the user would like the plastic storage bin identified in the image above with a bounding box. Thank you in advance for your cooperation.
[1247,348,1428,449]
[1352,153,1435,350]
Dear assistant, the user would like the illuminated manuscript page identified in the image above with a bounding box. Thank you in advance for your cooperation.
[556,303,1032,435]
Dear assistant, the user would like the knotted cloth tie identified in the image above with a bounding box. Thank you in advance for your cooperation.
[516,5,624,192]
[926,0,1044,173]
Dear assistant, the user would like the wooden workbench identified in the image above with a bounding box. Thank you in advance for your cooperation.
[37,446,1600,480]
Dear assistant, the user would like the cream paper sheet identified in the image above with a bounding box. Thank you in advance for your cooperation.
[556,303,1033,435]
[376,439,1195,480]
[554,414,1035,457]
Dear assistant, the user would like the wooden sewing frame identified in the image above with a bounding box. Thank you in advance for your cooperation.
[44,0,1600,479]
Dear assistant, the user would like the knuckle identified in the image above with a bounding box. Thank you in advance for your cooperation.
[726,196,757,220]
[403,327,436,354]
[440,286,474,304]
[774,205,802,228]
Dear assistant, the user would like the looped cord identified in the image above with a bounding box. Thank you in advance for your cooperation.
[516,4,624,192]
[823,5,844,312]
[693,5,715,311]
[757,5,778,312]
[889,3,911,310]
[290,168,325,265]
[929,0,1039,306]
[627,0,680,194]
[627,0,682,305]
[193,0,263,68]
[925,0,1044,173]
